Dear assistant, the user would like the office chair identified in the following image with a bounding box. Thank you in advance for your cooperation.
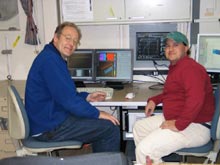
[175,85,220,164]
[7,85,83,156]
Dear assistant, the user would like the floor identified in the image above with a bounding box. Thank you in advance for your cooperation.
[55,141,220,164]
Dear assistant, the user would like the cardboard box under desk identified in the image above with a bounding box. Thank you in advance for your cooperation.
[0,97,8,118]
[0,130,16,151]
[0,131,16,159]
[0,151,16,160]
[0,116,15,148]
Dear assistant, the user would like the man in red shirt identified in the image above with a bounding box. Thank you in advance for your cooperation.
[133,31,215,164]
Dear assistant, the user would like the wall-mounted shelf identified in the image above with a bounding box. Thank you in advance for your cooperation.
[75,19,192,26]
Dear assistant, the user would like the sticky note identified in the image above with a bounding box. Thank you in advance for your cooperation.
[13,35,20,48]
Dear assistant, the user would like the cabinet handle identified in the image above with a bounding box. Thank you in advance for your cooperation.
[106,17,121,20]
[128,16,145,20]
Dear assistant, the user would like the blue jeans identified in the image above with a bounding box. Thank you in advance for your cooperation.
[35,116,120,152]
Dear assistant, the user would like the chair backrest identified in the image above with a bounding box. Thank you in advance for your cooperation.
[8,85,30,139]
[211,85,220,141]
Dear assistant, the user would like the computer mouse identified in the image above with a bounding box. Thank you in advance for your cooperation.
[125,92,135,99]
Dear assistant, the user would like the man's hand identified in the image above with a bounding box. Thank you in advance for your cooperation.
[160,120,179,132]
[145,100,156,117]
[86,91,106,102]
[99,111,120,125]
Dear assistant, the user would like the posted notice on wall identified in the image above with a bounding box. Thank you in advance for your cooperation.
[61,0,93,22]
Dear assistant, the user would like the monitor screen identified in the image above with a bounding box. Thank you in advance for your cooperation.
[94,49,133,85]
[196,34,220,73]
[136,32,168,61]
[129,23,177,72]
[67,49,95,81]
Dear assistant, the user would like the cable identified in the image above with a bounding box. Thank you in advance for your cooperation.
[152,60,168,82]
[110,107,117,116]
[146,74,165,83]
[140,60,169,90]
[153,60,169,68]
[148,83,164,90]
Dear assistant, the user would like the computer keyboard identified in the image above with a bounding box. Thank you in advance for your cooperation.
[77,87,114,100]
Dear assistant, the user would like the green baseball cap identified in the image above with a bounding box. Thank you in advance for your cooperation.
[165,31,189,46]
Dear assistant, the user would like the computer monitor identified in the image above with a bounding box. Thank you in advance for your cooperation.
[196,33,220,83]
[67,49,95,86]
[136,32,168,61]
[94,49,133,89]
[129,23,177,73]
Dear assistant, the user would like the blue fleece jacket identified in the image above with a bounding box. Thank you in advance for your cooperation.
[25,43,99,136]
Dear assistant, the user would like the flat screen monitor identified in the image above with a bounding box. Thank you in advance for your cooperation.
[196,34,220,73]
[67,49,95,82]
[196,34,220,83]
[129,23,177,72]
[136,32,168,61]
[94,49,133,89]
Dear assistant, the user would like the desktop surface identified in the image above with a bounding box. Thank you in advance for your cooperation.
[83,82,163,106]
[7,80,163,107]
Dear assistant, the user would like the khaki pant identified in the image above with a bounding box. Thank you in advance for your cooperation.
[133,115,210,164]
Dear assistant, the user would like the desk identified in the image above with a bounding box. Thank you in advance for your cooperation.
[7,81,163,105]
[90,82,162,107]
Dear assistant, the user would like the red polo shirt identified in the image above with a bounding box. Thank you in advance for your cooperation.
[149,56,215,131]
